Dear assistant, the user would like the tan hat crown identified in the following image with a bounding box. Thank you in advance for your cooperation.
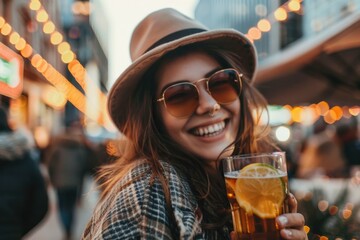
[130,8,209,61]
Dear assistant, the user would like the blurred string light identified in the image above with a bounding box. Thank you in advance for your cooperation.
[0,22,12,35]
[246,0,303,42]
[41,85,67,110]
[72,1,92,16]
[34,125,50,148]
[28,0,103,95]
[275,126,291,142]
[318,200,329,212]
[0,12,113,130]
[267,102,359,126]
[295,189,357,238]
[19,0,111,129]
[28,0,111,129]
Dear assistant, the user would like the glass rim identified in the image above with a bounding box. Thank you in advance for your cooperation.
[222,151,285,161]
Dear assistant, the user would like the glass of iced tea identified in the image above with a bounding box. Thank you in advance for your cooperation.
[222,152,289,240]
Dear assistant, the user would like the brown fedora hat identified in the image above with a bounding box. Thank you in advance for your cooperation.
[108,8,257,133]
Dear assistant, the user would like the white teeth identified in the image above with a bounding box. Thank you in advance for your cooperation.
[193,121,226,137]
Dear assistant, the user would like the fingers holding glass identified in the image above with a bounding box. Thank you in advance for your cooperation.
[277,213,307,240]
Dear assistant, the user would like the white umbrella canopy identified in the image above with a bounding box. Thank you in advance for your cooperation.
[254,12,360,107]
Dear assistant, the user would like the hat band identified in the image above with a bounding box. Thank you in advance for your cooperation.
[145,28,206,53]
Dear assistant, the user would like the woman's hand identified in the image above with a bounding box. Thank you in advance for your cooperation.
[230,193,308,240]
[276,193,308,240]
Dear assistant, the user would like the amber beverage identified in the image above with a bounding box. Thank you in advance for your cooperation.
[222,152,289,240]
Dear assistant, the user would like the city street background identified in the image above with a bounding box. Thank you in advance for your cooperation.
[0,0,359,239]
[24,175,99,240]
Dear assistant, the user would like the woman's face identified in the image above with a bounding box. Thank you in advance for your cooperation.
[156,51,240,165]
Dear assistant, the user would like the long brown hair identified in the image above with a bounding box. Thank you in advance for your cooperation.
[89,44,275,237]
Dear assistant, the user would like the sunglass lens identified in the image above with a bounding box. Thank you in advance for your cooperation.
[164,84,198,117]
[208,70,240,103]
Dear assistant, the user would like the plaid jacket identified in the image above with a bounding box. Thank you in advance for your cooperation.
[83,161,204,239]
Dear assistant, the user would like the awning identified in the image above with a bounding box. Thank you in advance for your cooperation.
[254,12,360,107]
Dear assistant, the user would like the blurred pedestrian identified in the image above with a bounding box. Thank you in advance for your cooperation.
[0,106,49,240]
[297,128,347,178]
[45,120,95,240]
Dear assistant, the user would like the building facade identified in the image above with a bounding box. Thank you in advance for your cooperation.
[195,0,359,62]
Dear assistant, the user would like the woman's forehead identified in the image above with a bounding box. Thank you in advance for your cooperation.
[155,51,221,87]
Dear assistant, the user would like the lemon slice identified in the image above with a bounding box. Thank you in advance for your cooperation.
[235,163,286,218]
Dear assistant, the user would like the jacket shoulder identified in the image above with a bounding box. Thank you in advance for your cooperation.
[97,161,202,239]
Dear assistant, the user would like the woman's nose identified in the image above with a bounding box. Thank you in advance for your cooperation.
[195,87,218,116]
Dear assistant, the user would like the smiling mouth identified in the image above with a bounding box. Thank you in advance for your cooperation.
[190,120,227,137]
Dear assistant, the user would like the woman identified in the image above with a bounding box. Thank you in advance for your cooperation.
[83,8,307,240]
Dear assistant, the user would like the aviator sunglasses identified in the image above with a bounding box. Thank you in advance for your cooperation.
[157,68,243,118]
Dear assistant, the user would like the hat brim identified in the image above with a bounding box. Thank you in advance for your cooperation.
[108,29,257,133]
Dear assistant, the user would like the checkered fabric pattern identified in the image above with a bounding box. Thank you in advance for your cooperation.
[83,160,204,239]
